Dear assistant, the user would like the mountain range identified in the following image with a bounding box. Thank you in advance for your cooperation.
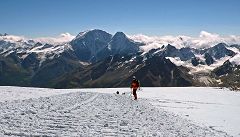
[1,30,240,89]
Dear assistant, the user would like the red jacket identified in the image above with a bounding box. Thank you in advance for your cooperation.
[131,80,140,90]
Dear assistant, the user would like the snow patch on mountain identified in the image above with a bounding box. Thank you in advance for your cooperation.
[74,30,92,39]
[166,57,187,66]
[226,46,240,54]
[229,54,240,65]
[167,56,231,74]
[207,56,232,68]
[33,43,72,66]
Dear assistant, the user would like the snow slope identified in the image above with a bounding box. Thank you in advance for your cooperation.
[0,86,238,136]
[76,87,240,137]
[138,87,240,137]
[0,86,79,102]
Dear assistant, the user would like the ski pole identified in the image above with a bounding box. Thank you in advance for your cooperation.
[130,88,132,98]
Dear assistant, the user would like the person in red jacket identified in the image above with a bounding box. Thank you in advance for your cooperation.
[130,76,140,100]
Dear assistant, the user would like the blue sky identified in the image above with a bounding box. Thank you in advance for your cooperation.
[0,0,240,37]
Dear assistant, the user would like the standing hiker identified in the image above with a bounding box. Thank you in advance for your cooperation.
[130,76,140,100]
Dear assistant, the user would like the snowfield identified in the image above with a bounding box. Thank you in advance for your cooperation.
[0,87,239,136]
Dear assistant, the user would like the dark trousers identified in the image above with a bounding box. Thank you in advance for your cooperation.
[132,89,137,100]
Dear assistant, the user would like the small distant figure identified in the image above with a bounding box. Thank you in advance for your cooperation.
[116,91,119,94]
[130,76,140,100]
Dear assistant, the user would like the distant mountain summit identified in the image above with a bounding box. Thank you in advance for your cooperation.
[70,29,112,62]
[205,43,235,59]
[70,30,141,63]
[162,44,195,61]
[109,32,141,55]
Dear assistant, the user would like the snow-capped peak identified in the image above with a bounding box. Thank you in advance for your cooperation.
[75,30,90,39]
[74,29,111,40]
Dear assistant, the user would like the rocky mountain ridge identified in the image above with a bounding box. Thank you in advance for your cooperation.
[1,29,240,89]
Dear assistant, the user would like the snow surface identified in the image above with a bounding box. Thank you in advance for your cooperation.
[230,54,240,66]
[138,87,240,137]
[78,87,240,136]
[0,86,79,102]
[0,86,239,136]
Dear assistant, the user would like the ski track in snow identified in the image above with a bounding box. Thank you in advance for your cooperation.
[0,91,229,137]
